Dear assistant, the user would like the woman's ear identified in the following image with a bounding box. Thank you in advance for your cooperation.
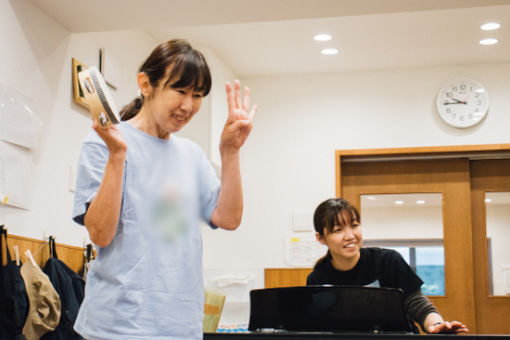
[137,72,152,98]
[316,232,327,246]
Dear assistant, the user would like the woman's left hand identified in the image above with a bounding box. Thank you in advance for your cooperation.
[428,321,469,334]
[220,80,257,154]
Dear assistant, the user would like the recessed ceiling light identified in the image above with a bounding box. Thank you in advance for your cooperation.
[321,48,338,55]
[479,38,498,45]
[365,196,377,200]
[485,198,493,203]
[314,34,332,42]
[416,200,425,205]
[481,22,500,31]
[394,200,404,205]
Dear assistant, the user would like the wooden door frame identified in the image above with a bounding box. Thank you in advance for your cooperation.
[470,159,510,334]
[335,143,510,334]
[336,144,510,197]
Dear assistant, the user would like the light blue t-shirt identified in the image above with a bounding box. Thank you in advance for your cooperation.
[72,122,220,340]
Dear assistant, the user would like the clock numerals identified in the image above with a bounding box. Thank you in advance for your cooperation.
[436,78,488,128]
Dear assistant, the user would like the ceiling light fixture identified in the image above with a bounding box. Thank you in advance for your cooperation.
[480,22,500,31]
[416,200,425,205]
[365,196,377,200]
[314,33,332,42]
[321,48,338,55]
[394,200,404,205]
[485,198,493,203]
[479,38,498,45]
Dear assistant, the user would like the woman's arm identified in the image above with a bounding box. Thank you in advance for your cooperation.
[211,80,256,230]
[83,122,127,247]
[424,313,469,334]
[405,289,469,334]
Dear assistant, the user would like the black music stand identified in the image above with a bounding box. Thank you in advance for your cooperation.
[249,285,413,334]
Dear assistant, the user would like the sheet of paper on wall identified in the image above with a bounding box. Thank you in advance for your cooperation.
[0,83,43,149]
[285,232,328,267]
[0,140,33,210]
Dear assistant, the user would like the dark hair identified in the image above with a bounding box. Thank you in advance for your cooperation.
[313,198,361,268]
[120,39,212,121]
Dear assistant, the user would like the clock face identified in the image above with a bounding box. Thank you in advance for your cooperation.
[436,78,489,128]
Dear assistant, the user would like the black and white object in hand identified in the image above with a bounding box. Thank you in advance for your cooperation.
[436,77,489,128]
[78,66,120,128]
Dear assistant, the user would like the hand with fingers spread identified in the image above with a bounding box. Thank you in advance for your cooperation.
[427,320,469,334]
[220,80,257,154]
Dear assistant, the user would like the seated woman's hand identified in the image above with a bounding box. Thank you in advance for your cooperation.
[428,321,469,334]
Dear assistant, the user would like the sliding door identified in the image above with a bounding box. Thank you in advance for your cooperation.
[340,159,476,332]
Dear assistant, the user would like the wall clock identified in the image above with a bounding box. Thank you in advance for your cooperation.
[436,77,489,128]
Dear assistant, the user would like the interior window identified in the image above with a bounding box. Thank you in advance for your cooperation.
[361,193,445,296]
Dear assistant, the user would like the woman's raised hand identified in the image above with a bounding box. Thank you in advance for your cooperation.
[92,120,127,155]
[220,80,257,154]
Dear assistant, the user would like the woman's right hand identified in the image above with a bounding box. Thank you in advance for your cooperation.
[92,120,127,154]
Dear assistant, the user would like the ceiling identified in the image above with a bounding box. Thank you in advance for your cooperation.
[29,0,510,77]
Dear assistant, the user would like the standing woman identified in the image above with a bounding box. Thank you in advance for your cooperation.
[72,39,256,340]
[307,198,468,334]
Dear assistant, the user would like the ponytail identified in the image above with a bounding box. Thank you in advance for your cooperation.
[120,96,144,121]
[313,250,332,269]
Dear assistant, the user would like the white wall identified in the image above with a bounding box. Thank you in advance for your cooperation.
[0,0,157,245]
[200,62,510,270]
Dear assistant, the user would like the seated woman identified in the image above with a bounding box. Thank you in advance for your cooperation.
[307,197,468,334]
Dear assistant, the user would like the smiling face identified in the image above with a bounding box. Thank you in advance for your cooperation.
[135,65,207,138]
[147,83,204,135]
[317,210,362,269]
[126,39,212,139]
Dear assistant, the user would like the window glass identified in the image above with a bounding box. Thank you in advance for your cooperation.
[416,246,445,295]
[485,192,510,296]
[361,193,445,296]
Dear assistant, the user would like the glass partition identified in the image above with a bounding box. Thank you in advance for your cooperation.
[485,192,510,296]
[361,193,445,295]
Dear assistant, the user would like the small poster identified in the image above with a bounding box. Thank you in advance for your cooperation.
[284,232,327,267]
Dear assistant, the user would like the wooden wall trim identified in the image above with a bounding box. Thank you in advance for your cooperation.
[1,232,87,274]
[336,144,510,157]
[335,144,510,199]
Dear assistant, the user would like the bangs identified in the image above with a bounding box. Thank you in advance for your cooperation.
[163,52,211,96]
[324,206,359,233]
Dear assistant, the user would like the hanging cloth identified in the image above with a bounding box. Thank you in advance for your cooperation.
[80,244,94,282]
[0,225,28,340]
[40,237,85,340]
[20,252,61,340]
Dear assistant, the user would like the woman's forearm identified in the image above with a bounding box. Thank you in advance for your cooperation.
[84,151,126,247]
[211,150,242,230]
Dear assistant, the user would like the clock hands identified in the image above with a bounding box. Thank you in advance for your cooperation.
[443,97,468,105]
